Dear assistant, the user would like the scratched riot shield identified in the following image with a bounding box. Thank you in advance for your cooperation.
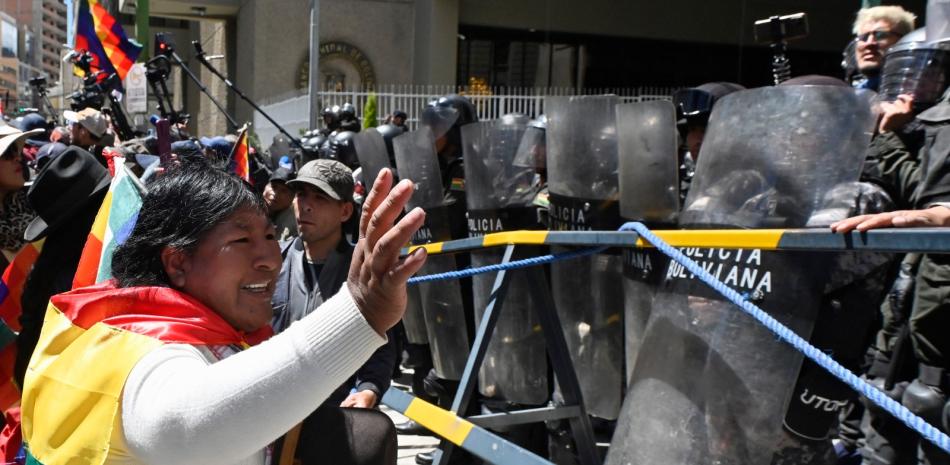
[393,127,470,379]
[545,95,624,420]
[462,115,549,405]
[615,100,679,382]
[606,85,875,464]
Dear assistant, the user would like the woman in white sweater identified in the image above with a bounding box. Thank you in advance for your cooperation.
[21,159,427,465]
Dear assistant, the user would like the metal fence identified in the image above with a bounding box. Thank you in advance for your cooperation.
[253,84,678,145]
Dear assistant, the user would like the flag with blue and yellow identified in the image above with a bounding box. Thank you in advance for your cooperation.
[74,0,142,82]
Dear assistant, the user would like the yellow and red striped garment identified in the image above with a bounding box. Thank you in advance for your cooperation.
[21,282,271,464]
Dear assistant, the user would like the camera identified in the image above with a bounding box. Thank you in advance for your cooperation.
[28,76,47,89]
[754,13,809,44]
[155,32,175,57]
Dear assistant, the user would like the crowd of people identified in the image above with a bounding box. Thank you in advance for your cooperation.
[0,3,949,465]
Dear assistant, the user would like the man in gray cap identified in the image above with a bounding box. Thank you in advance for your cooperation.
[270,158,396,407]
[268,159,397,461]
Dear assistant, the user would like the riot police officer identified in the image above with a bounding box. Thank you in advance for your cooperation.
[320,105,341,136]
[672,82,744,203]
[339,102,361,133]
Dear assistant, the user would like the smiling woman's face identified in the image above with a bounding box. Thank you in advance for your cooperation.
[166,206,282,332]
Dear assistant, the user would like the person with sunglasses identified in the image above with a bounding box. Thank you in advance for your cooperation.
[0,125,42,269]
[851,6,917,91]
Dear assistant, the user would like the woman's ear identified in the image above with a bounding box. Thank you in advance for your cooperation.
[160,246,189,288]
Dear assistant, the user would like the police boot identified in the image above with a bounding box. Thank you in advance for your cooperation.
[423,369,459,410]
[860,354,917,465]
[406,344,435,403]
[902,364,950,465]
[545,417,580,465]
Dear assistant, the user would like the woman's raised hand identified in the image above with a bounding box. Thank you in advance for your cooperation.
[347,168,427,335]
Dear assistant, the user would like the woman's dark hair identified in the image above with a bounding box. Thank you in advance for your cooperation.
[111,158,266,287]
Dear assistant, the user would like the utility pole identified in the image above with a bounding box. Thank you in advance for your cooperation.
[136,0,150,61]
[308,0,320,129]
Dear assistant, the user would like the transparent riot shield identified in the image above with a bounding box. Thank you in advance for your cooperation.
[615,100,680,381]
[462,118,549,405]
[606,85,876,465]
[353,129,393,190]
[545,95,624,420]
[393,128,470,379]
[513,126,547,170]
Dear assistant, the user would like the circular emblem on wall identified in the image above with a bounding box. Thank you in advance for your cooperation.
[297,41,377,90]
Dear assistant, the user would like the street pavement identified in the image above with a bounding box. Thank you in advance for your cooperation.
[384,370,440,465]
[381,404,439,465]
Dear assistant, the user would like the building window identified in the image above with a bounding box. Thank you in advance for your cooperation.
[1,20,17,59]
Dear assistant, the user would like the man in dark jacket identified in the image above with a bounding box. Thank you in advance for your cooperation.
[271,158,396,409]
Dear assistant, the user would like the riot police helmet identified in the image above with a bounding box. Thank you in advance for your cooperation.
[375,123,405,159]
[513,114,547,170]
[340,102,357,120]
[673,82,745,127]
[421,94,478,139]
[322,105,341,130]
[878,28,950,112]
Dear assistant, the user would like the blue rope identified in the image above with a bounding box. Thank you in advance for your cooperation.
[404,223,950,453]
[621,221,950,454]
[406,246,605,284]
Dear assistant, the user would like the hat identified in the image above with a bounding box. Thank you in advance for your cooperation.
[0,125,44,158]
[34,142,68,168]
[269,167,295,184]
[64,108,107,139]
[288,159,354,202]
[12,113,50,145]
[199,136,232,155]
[24,146,111,242]
[171,139,204,158]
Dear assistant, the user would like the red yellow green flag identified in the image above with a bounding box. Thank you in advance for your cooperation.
[72,160,145,290]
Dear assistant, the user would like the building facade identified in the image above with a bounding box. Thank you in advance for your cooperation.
[0,12,17,107]
[119,0,925,139]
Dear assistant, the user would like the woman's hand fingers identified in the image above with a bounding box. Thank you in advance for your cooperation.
[371,207,425,276]
[365,179,415,253]
[359,168,394,240]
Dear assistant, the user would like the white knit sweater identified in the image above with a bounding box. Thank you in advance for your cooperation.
[117,287,385,465]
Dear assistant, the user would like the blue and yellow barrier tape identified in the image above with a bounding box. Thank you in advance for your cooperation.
[382,388,553,465]
[403,228,950,256]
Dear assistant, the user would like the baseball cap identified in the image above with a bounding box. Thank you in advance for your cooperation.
[63,108,108,139]
[288,159,354,202]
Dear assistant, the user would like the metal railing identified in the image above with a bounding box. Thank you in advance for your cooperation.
[253,83,678,145]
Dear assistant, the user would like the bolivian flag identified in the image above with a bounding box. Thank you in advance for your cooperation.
[72,160,145,290]
[230,124,252,184]
[21,282,273,464]
[74,0,142,82]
